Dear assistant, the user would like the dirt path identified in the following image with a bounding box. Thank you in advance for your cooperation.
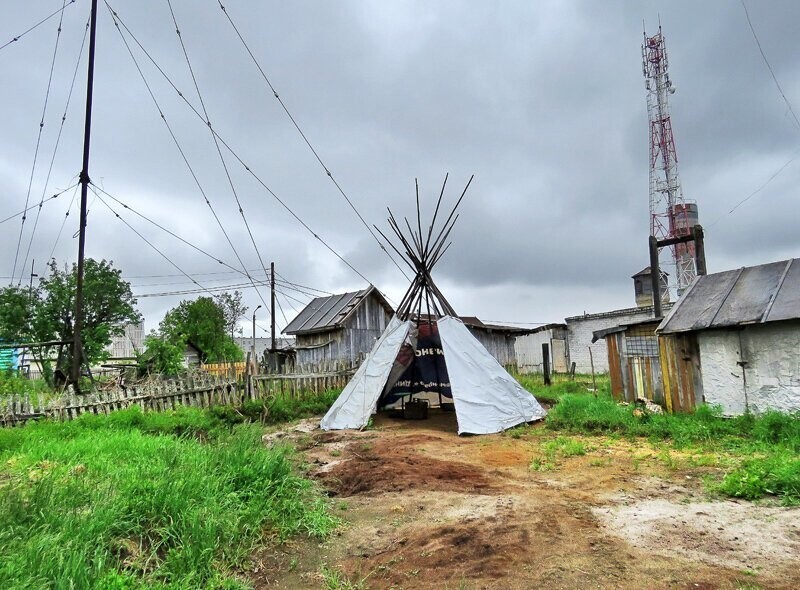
[251,411,800,590]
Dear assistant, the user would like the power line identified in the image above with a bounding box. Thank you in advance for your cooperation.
[164,0,273,311]
[93,188,220,301]
[274,268,333,295]
[11,0,69,285]
[709,147,800,226]
[0,182,78,226]
[276,290,301,316]
[104,2,379,291]
[104,4,271,315]
[89,183,256,283]
[741,0,800,132]
[20,14,90,282]
[274,293,289,326]
[709,2,800,227]
[216,0,410,282]
[47,182,80,261]
[0,0,76,52]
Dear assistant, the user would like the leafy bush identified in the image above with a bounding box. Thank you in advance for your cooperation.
[0,370,51,398]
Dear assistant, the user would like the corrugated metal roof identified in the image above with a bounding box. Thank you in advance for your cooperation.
[283,287,391,335]
[657,258,800,334]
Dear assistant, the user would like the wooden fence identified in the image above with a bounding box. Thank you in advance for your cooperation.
[0,374,246,427]
[1,361,356,427]
[252,358,357,398]
[202,361,248,380]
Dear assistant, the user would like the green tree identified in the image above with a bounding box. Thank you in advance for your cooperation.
[214,290,248,338]
[0,286,34,343]
[0,259,141,387]
[159,297,243,363]
[137,334,184,376]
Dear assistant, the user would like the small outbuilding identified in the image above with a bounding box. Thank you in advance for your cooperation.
[657,258,800,415]
[514,323,569,374]
[283,286,394,371]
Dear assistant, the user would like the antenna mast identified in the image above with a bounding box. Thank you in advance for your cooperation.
[642,25,697,294]
[71,0,99,389]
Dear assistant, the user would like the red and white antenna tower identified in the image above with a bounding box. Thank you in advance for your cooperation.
[642,25,697,294]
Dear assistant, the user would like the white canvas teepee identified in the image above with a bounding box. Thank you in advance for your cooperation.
[320,176,546,435]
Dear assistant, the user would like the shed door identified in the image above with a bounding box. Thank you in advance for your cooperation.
[552,339,567,373]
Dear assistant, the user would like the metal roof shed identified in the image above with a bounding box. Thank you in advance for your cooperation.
[283,286,394,371]
[657,258,800,415]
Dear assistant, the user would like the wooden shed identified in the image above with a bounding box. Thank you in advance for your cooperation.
[593,318,666,406]
[283,286,393,371]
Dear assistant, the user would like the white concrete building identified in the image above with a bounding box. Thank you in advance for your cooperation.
[658,258,800,415]
[565,306,667,373]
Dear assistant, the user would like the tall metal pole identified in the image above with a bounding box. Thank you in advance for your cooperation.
[71,0,99,389]
[270,262,276,352]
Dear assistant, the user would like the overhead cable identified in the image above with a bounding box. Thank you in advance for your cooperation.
[104,2,379,291]
[741,0,800,132]
[216,0,410,281]
[0,182,78,226]
[104,4,271,314]
[165,0,273,310]
[20,15,90,282]
[11,0,69,285]
[92,188,221,302]
[47,182,80,261]
[0,0,76,52]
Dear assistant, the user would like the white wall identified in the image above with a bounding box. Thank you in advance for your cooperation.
[566,307,661,373]
[515,329,568,373]
[699,322,800,415]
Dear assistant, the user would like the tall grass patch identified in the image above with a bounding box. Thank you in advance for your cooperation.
[546,393,800,504]
[0,407,337,589]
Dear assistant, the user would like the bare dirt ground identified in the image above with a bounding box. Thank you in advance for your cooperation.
[251,410,800,590]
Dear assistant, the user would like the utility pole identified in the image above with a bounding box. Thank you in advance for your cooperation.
[270,261,276,352]
[252,304,262,364]
[28,259,38,304]
[71,0,99,390]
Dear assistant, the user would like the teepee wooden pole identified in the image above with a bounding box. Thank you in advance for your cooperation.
[424,173,448,257]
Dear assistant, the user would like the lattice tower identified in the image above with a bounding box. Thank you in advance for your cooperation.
[642,25,697,293]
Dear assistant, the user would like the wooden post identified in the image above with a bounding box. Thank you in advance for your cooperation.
[693,224,707,276]
[542,343,551,386]
[569,362,576,381]
[649,235,662,318]
[245,351,252,401]
[588,346,597,396]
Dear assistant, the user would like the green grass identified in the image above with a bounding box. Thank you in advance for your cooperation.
[516,373,609,404]
[206,389,341,426]
[545,393,800,505]
[0,406,337,589]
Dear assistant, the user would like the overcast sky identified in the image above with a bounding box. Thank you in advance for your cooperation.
[2,0,799,336]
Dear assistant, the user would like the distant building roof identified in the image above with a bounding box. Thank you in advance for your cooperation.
[632,266,669,279]
[283,286,393,336]
[658,258,800,334]
[565,305,666,323]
